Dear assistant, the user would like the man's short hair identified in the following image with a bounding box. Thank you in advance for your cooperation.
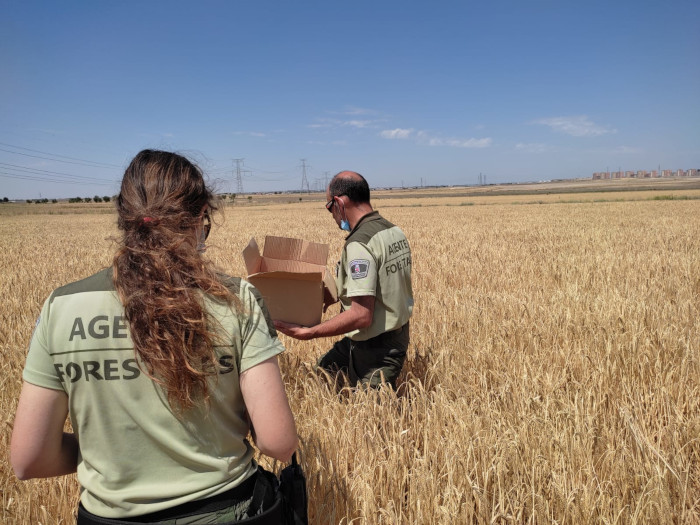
[329,172,370,203]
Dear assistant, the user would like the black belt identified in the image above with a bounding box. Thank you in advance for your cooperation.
[76,469,282,524]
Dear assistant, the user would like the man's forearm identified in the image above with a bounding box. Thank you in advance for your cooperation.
[306,307,369,338]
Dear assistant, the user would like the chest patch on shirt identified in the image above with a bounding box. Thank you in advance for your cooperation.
[349,259,370,279]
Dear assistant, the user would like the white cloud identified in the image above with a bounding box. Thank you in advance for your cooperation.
[233,131,266,137]
[420,133,491,148]
[308,119,336,129]
[516,142,549,153]
[535,116,616,137]
[381,128,491,148]
[325,106,375,116]
[305,139,348,146]
[310,116,384,129]
[612,145,641,154]
[381,128,414,139]
[344,120,372,128]
[442,137,492,148]
[341,106,373,115]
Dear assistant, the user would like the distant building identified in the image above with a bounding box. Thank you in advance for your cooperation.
[593,167,698,180]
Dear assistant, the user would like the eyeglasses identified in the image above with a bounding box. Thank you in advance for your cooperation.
[325,194,344,213]
[203,211,211,240]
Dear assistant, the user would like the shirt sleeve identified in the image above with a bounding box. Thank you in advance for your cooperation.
[238,281,285,374]
[344,242,377,298]
[23,295,66,391]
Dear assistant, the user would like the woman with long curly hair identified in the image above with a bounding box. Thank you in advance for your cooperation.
[11,150,298,524]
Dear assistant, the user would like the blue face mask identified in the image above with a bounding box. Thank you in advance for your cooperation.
[197,229,207,252]
[336,199,351,231]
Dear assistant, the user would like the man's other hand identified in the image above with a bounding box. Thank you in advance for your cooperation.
[323,288,338,313]
[274,320,314,340]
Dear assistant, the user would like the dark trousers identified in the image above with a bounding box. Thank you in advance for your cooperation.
[317,322,409,389]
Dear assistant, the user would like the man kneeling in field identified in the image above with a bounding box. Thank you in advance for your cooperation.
[275,171,414,389]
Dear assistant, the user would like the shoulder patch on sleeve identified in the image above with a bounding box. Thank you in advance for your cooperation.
[349,259,370,280]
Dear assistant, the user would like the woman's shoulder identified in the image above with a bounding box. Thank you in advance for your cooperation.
[216,274,276,335]
[51,267,114,301]
[217,273,242,293]
[218,273,258,295]
[217,273,263,298]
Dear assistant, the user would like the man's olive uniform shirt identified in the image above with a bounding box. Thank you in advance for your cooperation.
[337,210,413,341]
[23,268,284,518]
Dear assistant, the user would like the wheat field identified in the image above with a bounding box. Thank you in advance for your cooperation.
[1,189,699,524]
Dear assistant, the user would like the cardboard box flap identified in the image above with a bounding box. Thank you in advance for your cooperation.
[262,236,329,265]
[323,270,338,303]
[242,238,262,274]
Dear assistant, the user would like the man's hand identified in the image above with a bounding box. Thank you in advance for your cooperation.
[323,288,338,313]
[274,296,374,341]
[274,320,315,340]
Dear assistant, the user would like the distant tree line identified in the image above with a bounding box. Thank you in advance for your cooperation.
[67,196,112,203]
[24,198,57,204]
[16,195,114,204]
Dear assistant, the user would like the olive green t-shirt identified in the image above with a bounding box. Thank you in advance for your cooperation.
[336,211,414,341]
[23,268,284,518]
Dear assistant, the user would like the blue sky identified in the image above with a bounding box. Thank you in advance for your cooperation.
[2,1,698,199]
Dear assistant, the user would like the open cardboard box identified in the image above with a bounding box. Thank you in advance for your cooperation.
[243,236,338,326]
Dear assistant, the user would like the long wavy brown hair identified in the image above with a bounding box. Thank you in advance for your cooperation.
[113,149,234,411]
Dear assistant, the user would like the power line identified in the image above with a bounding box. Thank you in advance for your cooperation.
[241,164,287,175]
[0,142,121,169]
[241,174,298,182]
[0,171,115,186]
[0,147,122,170]
[206,166,236,175]
[0,162,119,184]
